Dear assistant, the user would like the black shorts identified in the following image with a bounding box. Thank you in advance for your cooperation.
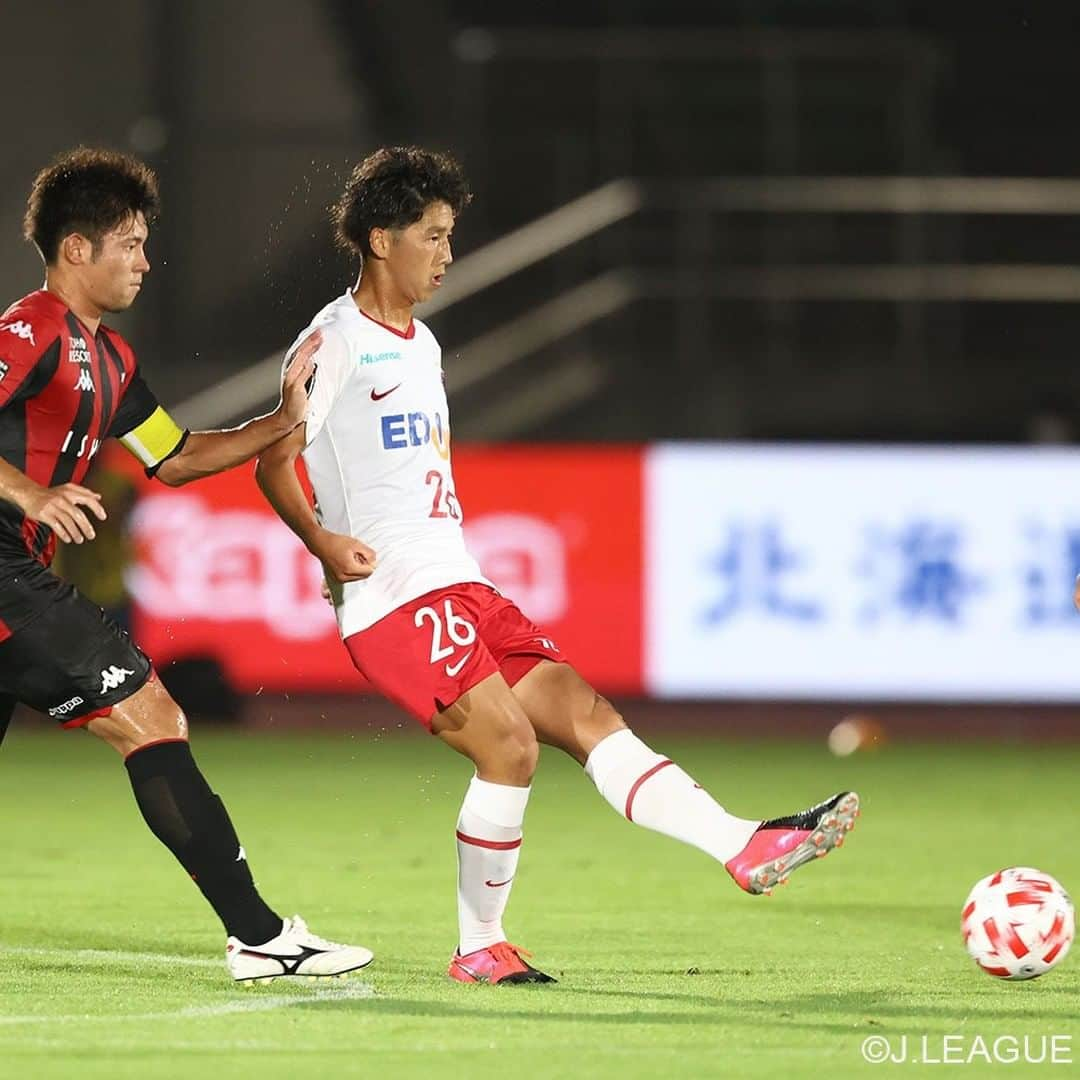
[0,557,151,732]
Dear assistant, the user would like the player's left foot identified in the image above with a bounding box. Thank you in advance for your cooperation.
[226,914,374,985]
[724,791,860,895]
[448,941,557,985]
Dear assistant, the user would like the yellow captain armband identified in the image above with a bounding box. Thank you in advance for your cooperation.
[118,406,189,475]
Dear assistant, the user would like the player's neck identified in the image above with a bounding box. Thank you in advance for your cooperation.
[351,275,413,334]
[44,272,103,336]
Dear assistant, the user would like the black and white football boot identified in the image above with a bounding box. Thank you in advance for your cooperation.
[226,915,374,986]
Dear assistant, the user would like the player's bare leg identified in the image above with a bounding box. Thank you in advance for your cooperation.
[88,677,373,983]
[512,660,858,894]
[433,672,554,984]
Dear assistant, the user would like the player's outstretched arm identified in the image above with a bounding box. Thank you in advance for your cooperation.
[255,427,376,583]
[154,332,322,487]
[0,456,106,545]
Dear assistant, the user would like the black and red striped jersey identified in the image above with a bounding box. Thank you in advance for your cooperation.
[0,289,183,567]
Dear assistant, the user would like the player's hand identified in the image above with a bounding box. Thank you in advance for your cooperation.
[320,578,333,606]
[20,482,107,544]
[312,529,377,583]
[277,330,322,432]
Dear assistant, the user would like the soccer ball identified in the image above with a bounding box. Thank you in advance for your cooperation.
[962,867,1074,980]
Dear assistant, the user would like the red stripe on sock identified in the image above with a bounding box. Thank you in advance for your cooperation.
[625,759,674,822]
[455,830,522,850]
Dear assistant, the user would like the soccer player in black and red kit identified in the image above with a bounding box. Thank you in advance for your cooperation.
[0,148,372,984]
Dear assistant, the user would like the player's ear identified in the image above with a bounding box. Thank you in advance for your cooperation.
[59,232,92,267]
[368,226,391,260]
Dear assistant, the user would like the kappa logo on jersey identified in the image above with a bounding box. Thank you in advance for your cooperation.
[1,320,35,346]
[74,368,94,392]
[99,665,135,693]
[380,411,450,460]
[48,695,85,717]
[68,335,91,364]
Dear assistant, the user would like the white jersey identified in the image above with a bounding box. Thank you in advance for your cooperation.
[285,290,491,637]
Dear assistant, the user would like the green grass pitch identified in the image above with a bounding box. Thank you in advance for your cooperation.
[1,724,1078,1078]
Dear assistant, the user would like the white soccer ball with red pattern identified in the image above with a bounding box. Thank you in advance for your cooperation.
[962,867,1074,980]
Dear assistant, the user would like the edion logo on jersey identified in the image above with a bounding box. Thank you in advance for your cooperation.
[381,411,450,460]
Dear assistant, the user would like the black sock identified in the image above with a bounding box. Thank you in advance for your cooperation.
[125,740,283,945]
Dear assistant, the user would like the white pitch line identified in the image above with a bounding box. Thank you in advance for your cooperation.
[0,983,375,1026]
[1,944,221,969]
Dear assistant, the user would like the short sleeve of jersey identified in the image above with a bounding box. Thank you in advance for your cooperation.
[0,322,58,408]
[289,326,353,445]
[108,369,188,474]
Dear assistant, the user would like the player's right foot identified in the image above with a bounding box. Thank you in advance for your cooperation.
[226,914,374,985]
[448,941,557,985]
[725,791,860,895]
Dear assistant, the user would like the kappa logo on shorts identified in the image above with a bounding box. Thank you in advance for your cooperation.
[99,665,135,694]
[0,360,8,382]
[48,695,85,717]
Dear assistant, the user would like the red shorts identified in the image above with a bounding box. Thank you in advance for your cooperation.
[344,583,564,728]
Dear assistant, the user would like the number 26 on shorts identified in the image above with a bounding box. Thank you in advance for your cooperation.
[414,599,477,663]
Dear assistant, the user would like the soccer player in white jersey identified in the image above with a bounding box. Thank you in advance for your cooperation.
[256,147,861,985]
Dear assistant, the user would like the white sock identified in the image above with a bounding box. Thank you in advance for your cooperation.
[455,776,531,956]
[584,729,759,863]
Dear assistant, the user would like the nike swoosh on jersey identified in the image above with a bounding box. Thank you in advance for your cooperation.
[370,383,402,401]
[445,651,473,677]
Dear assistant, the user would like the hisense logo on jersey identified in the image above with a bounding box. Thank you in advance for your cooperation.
[359,351,402,365]
[381,411,450,460]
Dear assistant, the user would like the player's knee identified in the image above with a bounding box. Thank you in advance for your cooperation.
[587,692,627,745]
[483,713,539,784]
[87,679,189,757]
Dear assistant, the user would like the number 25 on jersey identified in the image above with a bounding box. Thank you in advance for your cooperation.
[426,469,461,520]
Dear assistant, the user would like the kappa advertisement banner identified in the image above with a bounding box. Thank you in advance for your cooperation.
[126,447,644,694]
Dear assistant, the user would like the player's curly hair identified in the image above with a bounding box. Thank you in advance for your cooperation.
[333,146,472,258]
[23,147,160,265]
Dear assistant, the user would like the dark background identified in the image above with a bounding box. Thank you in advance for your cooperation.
[2,2,1077,444]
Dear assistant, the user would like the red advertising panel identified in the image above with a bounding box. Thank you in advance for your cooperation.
[126,446,644,694]
[128,461,362,692]
[453,445,643,693]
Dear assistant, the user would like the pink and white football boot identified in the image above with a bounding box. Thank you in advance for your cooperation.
[725,791,860,895]
[448,941,556,985]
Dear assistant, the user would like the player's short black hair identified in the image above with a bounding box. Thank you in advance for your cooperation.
[23,147,160,265]
[333,146,472,258]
